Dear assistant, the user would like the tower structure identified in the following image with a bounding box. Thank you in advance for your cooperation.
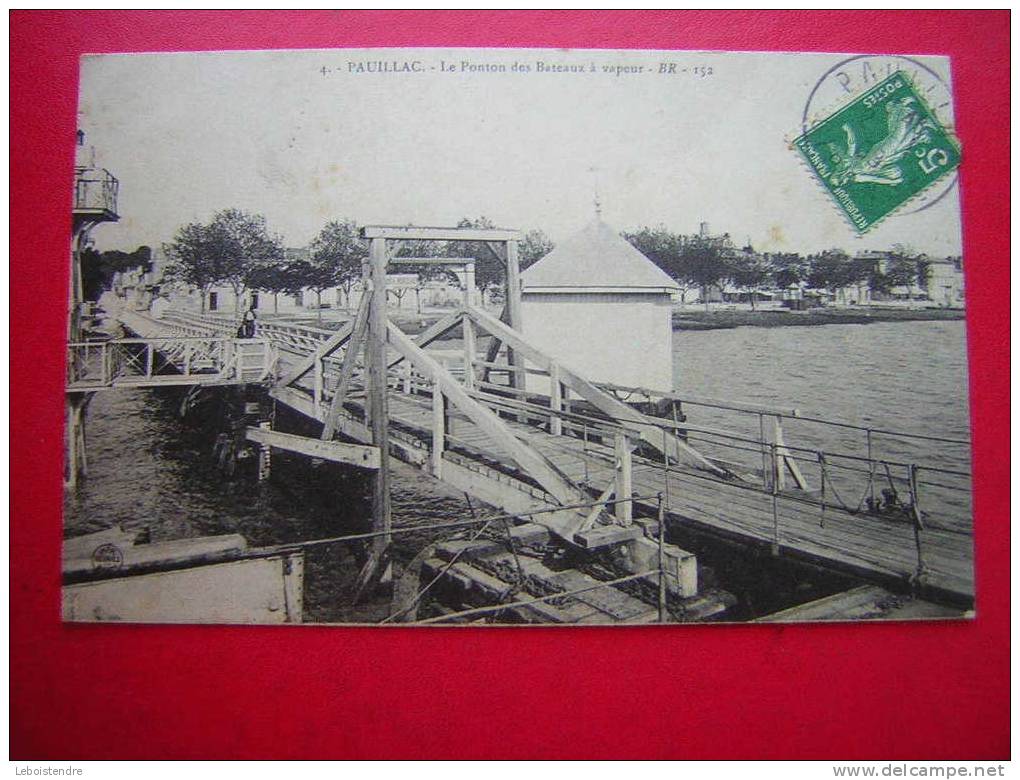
[66,131,119,486]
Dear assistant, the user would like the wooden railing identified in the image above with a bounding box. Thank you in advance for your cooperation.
[67,337,271,389]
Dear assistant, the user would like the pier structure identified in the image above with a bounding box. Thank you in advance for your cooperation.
[65,131,119,486]
[65,224,974,620]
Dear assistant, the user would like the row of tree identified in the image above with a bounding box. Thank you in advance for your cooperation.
[134,211,931,319]
[161,209,555,319]
[623,226,932,309]
[80,245,154,303]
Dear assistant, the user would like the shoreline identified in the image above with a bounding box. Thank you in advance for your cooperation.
[672,307,966,331]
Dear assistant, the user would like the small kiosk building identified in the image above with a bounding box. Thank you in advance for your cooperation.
[520,218,679,394]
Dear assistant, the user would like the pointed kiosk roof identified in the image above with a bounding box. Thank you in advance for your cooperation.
[521,218,679,294]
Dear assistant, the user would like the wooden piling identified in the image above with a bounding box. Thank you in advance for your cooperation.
[368,237,392,554]
[614,432,633,526]
[505,238,523,391]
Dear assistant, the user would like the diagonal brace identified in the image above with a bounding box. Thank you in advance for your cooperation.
[274,318,357,389]
[321,296,370,440]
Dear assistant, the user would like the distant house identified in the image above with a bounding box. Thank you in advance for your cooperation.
[146,243,469,318]
[924,257,965,307]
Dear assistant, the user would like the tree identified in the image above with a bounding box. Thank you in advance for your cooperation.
[623,226,696,305]
[245,258,293,314]
[163,209,281,313]
[681,234,731,311]
[81,245,153,303]
[848,256,889,301]
[885,245,923,294]
[390,231,447,314]
[915,256,932,295]
[518,229,554,271]
[163,222,222,312]
[302,219,368,322]
[447,216,504,299]
[806,249,856,301]
[211,209,283,312]
[728,251,772,310]
[768,253,807,290]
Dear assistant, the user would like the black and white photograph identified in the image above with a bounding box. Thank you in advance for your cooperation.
[63,47,973,626]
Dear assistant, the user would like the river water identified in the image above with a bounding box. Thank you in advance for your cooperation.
[671,320,972,528]
[64,320,973,621]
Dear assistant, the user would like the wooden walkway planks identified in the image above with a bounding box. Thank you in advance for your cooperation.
[380,391,974,601]
[156,316,973,604]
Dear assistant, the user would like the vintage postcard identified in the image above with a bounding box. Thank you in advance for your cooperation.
[64,48,971,625]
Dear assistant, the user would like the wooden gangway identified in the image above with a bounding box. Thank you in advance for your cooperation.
[143,305,973,606]
[66,309,273,392]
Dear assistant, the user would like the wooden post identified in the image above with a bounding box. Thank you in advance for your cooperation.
[431,385,445,478]
[257,421,272,482]
[614,431,633,526]
[773,416,786,492]
[64,394,89,487]
[548,362,562,436]
[313,356,323,409]
[221,339,234,381]
[74,399,87,479]
[772,414,808,491]
[64,398,79,487]
[321,296,370,441]
[464,261,476,308]
[505,239,523,391]
[102,343,112,386]
[368,237,392,554]
[463,317,476,392]
[657,493,667,622]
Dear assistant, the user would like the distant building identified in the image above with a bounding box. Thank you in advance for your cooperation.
[144,243,467,318]
[520,216,679,394]
[924,256,965,307]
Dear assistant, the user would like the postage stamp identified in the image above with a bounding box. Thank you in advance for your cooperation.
[793,70,961,233]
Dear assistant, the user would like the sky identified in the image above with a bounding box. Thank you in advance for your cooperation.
[78,48,963,257]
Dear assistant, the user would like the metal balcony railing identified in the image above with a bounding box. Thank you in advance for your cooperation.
[73,167,119,216]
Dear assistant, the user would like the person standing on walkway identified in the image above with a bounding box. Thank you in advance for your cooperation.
[241,303,257,338]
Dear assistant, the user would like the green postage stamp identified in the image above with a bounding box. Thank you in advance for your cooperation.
[794,70,961,233]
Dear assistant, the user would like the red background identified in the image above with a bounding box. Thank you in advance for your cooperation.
[10,11,1010,760]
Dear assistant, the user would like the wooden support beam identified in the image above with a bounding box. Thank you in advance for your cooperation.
[321,295,370,441]
[368,238,392,553]
[773,415,809,491]
[464,262,476,308]
[548,363,562,436]
[385,308,464,371]
[386,321,594,540]
[581,481,616,533]
[431,386,445,478]
[245,427,379,469]
[312,356,323,408]
[388,257,475,268]
[462,313,476,391]
[504,239,523,391]
[256,421,272,481]
[614,432,633,526]
[481,303,509,384]
[464,305,725,476]
[273,319,356,389]
[362,225,520,242]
